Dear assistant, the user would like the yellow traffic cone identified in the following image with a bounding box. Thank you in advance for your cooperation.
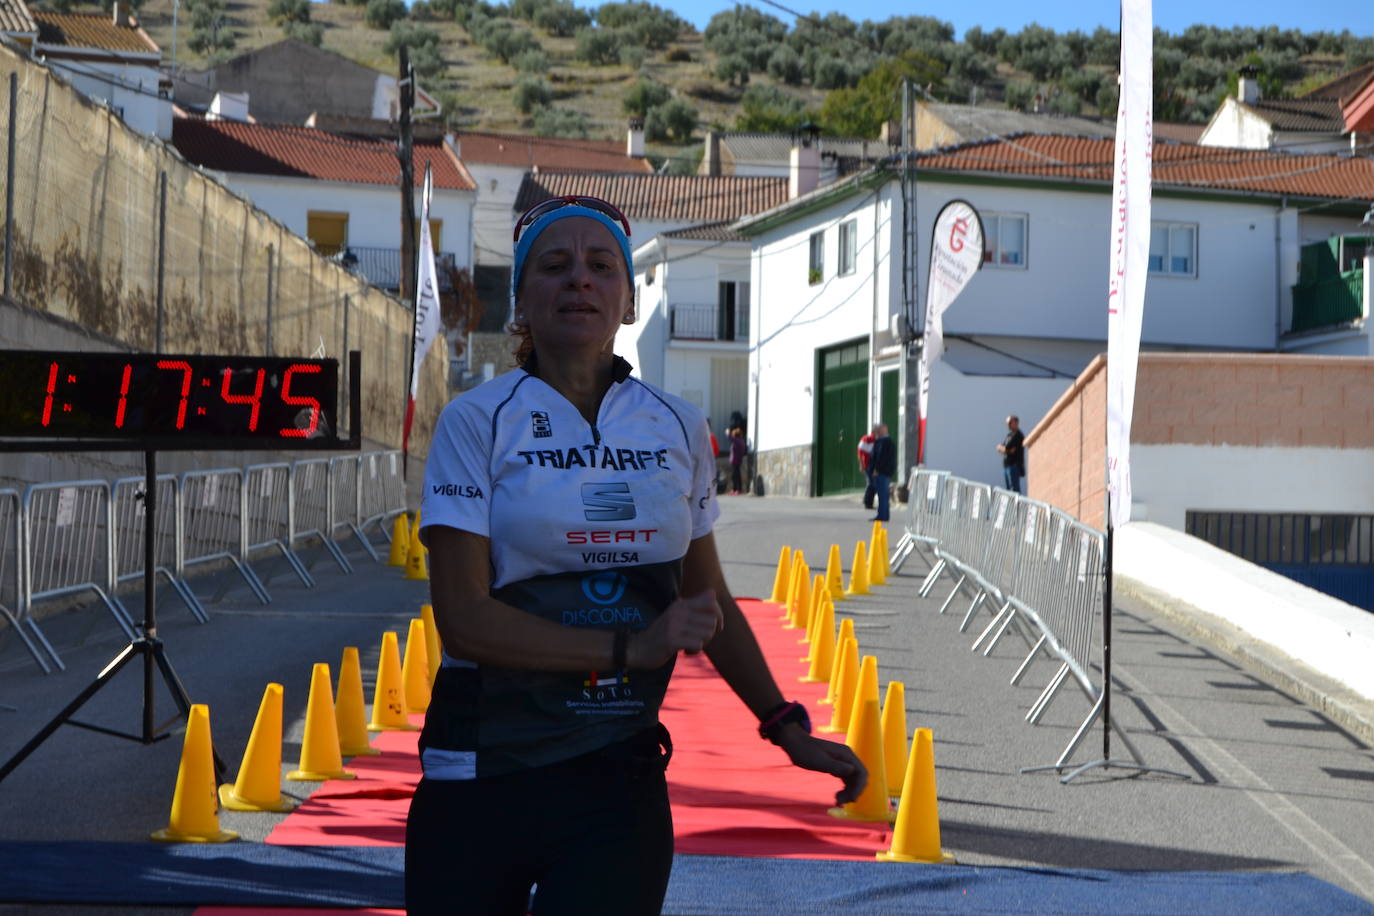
[792,564,813,630]
[369,631,418,732]
[219,684,297,812]
[402,618,432,714]
[819,618,855,705]
[768,546,793,604]
[869,525,887,586]
[800,579,828,650]
[801,596,835,683]
[782,561,805,629]
[780,550,804,620]
[847,541,870,596]
[797,573,823,639]
[871,519,882,548]
[826,544,846,602]
[820,636,859,733]
[420,604,443,687]
[881,681,908,800]
[404,522,429,581]
[152,704,238,843]
[288,663,355,782]
[878,728,955,863]
[336,647,379,757]
[387,513,410,567]
[879,526,891,579]
[849,654,881,736]
[830,698,893,823]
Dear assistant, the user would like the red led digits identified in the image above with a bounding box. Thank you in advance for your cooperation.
[219,367,266,431]
[41,361,58,427]
[279,363,322,438]
[114,363,133,429]
[155,360,194,429]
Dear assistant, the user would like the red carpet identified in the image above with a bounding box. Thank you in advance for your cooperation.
[195,598,889,914]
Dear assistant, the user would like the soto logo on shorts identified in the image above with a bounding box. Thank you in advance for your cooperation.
[581,570,628,606]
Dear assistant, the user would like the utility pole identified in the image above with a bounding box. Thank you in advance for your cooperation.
[397,46,416,304]
[900,77,921,485]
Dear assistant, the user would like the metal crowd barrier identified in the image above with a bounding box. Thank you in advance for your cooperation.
[112,475,207,624]
[21,481,136,669]
[1,451,408,674]
[891,469,1112,770]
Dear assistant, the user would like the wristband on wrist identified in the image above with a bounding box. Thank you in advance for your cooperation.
[758,700,810,744]
[612,627,629,671]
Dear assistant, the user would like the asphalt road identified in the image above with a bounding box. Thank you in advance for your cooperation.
[2,494,1373,914]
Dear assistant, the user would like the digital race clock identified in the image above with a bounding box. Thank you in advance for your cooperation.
[0,350,360,451]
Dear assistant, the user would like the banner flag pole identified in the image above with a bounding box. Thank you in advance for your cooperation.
[403,162,441,481]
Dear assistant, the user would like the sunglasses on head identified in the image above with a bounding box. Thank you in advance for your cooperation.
[513,196,632,244]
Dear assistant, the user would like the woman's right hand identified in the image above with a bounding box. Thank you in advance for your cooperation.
[631,590,724,668]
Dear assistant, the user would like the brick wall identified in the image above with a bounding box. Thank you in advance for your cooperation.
[1025,352,1374,528]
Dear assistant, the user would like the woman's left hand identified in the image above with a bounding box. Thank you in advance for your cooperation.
[775,727,868,806]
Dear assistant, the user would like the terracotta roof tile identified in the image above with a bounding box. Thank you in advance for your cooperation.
[455,130,652,173]
[1301,63,1374,101]
[0,0,37,35]
[172,118,476,191]
[1242,98,1345,132]
[914,134,1374,200]
[515,173,788,223]
[661,221,748,242]
[32,11,157,54]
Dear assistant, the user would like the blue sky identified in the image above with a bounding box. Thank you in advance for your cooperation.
[667,0,1374,40]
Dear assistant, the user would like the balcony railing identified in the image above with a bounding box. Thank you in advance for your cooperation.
[1291,268,1365,333]
[669,303,749,342]
[324,245,458,293]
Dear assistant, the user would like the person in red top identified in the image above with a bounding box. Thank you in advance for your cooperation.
[856,425,878,510]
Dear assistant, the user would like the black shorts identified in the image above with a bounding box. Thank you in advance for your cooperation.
[405,725,674,916]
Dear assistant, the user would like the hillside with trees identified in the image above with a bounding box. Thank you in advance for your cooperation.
[38,0,1374,170]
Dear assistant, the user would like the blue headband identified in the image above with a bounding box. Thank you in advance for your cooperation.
[511,205,635,304]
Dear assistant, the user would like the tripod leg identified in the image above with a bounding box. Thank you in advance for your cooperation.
[0,642,139,783]
[151,642,226,782]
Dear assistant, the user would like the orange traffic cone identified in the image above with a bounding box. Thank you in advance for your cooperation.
[869,525,887,586]
[420,604,443,687]
[878,728,955,863]
[820,636,859,733]
[219,683,297,812]
[846,541,870,596]
[780,550,804,620]
[830,698,893,823]
[402,618,432,714]
[768,546,793,604]
[152,704,238,843]
[369,631,418,732]
[801,597,835,682]
[819,617,855,705]
[336,647,379,757]
[387,513,410,567]
[826,544,846,602]
[288,663,355,781]
[881,680,908,799]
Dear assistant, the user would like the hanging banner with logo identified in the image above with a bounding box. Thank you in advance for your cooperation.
[917,199,984,465]
[1106,0,1153,529]
[403,163,442,461]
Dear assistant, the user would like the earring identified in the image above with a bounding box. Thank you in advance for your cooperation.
[622,309,635,324]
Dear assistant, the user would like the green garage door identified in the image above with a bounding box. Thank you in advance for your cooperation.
[816,340,869,496]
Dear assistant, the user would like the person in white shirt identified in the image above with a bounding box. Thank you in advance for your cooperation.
[406,196,865,916]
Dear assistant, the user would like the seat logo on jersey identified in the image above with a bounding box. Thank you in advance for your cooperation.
[531,410,553,438]
[581,482,635,521]
[581,570,629,605]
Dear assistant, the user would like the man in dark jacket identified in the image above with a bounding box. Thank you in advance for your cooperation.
[997,415,1025,494]
[869,424,897,522]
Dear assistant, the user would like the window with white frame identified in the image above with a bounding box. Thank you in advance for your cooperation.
[982,213,1027,268]
[838,219,857,276]
[1149,222,1196,276]
[809,231,824,284]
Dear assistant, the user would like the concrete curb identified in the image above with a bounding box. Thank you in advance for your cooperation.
[1117,574,1374,748]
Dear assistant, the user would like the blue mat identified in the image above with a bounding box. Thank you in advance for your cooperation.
[0,842,1370,914]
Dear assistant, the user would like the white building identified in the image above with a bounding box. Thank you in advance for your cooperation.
[1199,66,1357,155]
[1,4,171,140]
[733,133,1374,498]
[171,117,476,292]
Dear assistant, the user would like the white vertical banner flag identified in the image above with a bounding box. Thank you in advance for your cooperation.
[410,164,441,400]
[1106,0,1153,529]
[403,163,441,457]
[917,199,984,465]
